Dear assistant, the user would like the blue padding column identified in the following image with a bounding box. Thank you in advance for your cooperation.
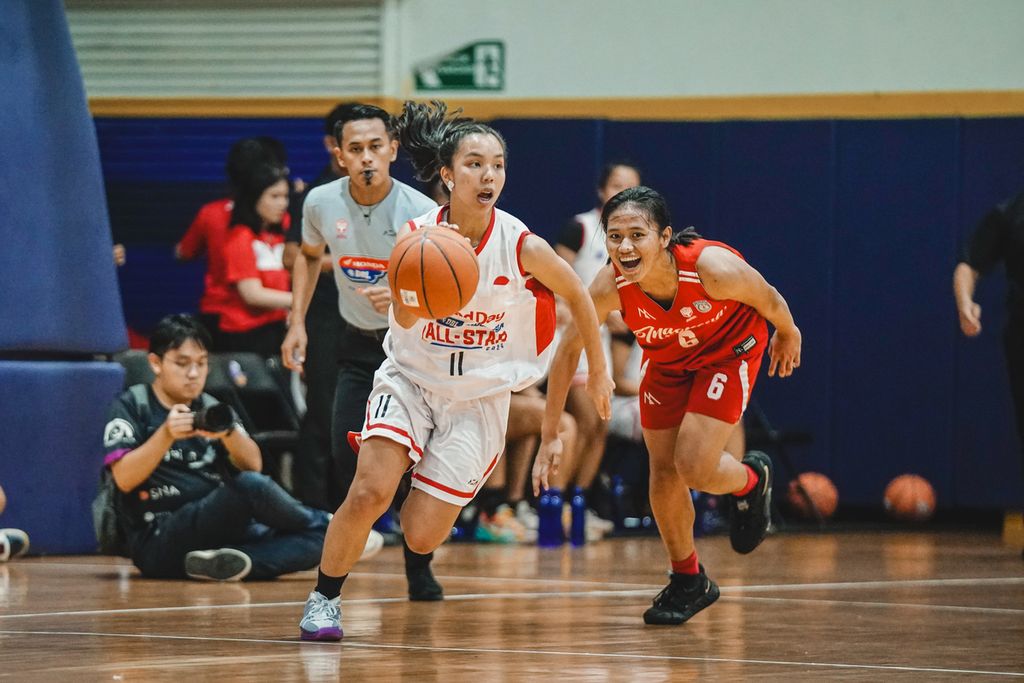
[0,0,126,353]
[0,361,125,554]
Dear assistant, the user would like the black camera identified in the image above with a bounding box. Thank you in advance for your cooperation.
[192,403,236,433]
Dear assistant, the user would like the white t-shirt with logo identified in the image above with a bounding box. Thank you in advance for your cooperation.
[384,207,557,400]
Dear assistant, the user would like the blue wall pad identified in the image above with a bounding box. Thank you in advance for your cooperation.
[0,361,125,554]
[0,1,126,354]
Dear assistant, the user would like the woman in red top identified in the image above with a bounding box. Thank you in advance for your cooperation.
[537,186,801,626]
[220,164,292,357]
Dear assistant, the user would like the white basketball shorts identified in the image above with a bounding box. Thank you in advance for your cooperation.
[361,357,511,507]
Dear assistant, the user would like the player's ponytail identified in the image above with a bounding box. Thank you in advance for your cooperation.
[396,100,461,181]
[669,226,702,246]
[395,100,508,182]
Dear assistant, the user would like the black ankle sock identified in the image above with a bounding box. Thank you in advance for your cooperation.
[403,540,433,573]
[316,568,347,599]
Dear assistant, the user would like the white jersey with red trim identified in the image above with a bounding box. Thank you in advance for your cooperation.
[383,207,557,400]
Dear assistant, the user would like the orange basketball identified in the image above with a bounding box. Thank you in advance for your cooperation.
[388,227,479,320]
[786,472,838,519]
[884,474,936,522]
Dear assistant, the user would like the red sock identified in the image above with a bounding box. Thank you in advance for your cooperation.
[734,464,758,496]
[670,551,699,575]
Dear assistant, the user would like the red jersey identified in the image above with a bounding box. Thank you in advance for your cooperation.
[220,225,290,333]
[615,240,768,372]
[178,198,233,316]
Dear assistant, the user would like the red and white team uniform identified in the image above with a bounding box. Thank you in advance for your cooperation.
[615,239,768,429]
[362,206,556,505]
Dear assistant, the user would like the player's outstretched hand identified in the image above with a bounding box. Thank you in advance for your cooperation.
[281,323,307,371]
[586,370,615,420]
[533,437,563,496]
[357,285,392,314]
[768,326,802,378]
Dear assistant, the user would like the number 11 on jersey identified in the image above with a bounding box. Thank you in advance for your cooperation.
[449,351,465,376]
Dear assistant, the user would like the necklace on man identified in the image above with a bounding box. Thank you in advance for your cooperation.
[358,199,382,224]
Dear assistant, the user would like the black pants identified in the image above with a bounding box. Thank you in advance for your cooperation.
[132,472,329,580]
[1004,316,1024,477]
[331,323,387,503]
[291,301,345,510]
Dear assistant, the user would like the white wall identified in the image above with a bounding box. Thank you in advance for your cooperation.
[394,0,1024,98]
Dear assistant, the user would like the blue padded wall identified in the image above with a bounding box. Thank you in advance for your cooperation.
[0,0,126,353]
[0,361,125,554]
[94,113,1024,509]
[831,120,961,504]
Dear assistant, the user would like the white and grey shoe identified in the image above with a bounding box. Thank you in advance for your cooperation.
[300,590,343,641]
[0,529,29,562]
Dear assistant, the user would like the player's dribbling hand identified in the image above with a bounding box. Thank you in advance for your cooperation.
[281,324,307,371]
[586,371,615,420]
[163,404,195,440]
[768,326,802,378]
[357,285,392,314]
[533,437,563,496]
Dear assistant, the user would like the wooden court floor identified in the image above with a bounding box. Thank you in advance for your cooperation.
[1,530,1022,681]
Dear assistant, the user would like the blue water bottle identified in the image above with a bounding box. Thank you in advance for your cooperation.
[537,488,564,547]
[570,486,587,546]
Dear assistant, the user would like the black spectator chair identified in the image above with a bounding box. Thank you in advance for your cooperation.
[210,352,300,485]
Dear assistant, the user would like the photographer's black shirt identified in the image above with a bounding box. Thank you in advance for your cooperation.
[102,384,227,538]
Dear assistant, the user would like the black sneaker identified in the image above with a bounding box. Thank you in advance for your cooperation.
[407,566,444,601]
[642,566,720,625]
[185,548,252,581]
[728,450,774,554]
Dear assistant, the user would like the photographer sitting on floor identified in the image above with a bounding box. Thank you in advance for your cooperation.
[102,314,331,581]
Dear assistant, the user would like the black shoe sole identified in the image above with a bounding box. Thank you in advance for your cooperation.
[642,580,720,625]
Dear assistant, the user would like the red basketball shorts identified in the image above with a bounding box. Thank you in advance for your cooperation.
[638,353,763,430]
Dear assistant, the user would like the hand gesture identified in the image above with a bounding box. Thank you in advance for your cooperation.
[281,323,307,371]
[532,436,563,496]
[768,326,802,378]
[163,404,195,440]
[958,301,982,337]
[586,371,615,420]
[357,285,392,314]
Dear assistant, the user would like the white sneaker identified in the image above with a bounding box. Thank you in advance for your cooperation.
[299,590,343,641]
[358,529,384,562]
[514,500,539,531]
[0,529,29,562]
[586,509,615,534]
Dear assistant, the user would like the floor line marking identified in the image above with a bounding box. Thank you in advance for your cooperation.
[1,629,1021,677]
[3,585,1022,620]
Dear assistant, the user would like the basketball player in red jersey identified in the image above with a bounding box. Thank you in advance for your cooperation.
[536,186,801,625]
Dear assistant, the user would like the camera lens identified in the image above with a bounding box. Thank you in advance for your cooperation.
[193,403,234,432]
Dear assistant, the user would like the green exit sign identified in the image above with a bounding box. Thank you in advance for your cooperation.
[415,41,504,91]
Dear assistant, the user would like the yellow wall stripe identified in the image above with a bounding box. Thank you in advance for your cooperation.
[88,91,1024,120]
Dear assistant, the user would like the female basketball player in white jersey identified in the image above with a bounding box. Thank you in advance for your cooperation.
[299,101,614,641]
